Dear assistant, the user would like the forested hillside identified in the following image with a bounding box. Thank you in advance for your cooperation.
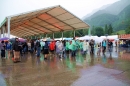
[85,4,130,31]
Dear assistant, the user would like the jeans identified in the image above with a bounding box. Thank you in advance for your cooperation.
[108,46,112,52]
[31,47,34,53]
[23,47,27,53]
[37,47,41,57]
[102,46,106,53]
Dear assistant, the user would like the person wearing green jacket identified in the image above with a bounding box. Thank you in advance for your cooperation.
[65,40,70,54]
[69,39,77,57]
[75,40,80,50]
[79,40,83,53]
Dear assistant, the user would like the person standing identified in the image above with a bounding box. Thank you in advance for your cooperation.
[40,40,45,53]
[27,40,31,52]
[65,40,70,54]
[31,40,35,53]
[36,38,41,57]
[49,40,55,54]
[43,41,49,59]
[89,39,95,54]
[6,41,12,58]
[0,41,6,59]
[97,42,101,56]
[19,41,23,56]
[70,38,77,57]
[102,39,107,55]
[56,41,63,58]
[83,40,89,55]
[108,40,113,54]
[79,40,83,54]
[13,38,21,62]
[23,42,27,54]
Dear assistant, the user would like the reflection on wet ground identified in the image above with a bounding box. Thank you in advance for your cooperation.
[0,47,130,86]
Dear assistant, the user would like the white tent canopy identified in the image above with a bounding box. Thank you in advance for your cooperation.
[0,5,89,38]
[77,35,118,43]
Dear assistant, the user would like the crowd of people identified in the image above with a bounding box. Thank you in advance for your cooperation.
[0,37,114,63]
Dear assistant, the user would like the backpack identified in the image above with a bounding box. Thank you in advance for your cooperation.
[7,43,11,48]
[36,41,41,47]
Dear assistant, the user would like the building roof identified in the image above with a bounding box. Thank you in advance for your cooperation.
[118,34,130,40]
[2,5,89,37]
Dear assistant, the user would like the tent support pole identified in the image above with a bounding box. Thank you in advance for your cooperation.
[40,35,41,39]
[2,26,5,37]
[46,34,47,38]
[62,32,63,40]
[74,30,75,38]
[7,17,11,38]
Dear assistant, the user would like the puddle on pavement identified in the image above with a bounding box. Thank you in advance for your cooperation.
[0,47,130,86]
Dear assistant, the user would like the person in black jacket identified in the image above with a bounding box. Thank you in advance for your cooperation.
[89,39,95,54]
[31,40,34,53]
[0,41,6,58]
[108,40,113,54]
[13,38,21,62]
[36,38,41,57]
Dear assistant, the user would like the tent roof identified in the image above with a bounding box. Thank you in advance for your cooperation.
[4,5,89,37]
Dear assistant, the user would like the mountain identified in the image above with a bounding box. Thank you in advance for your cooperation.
[86,13,118,27]
[84,0,130,20]
[82,4,110,19]
[113,4,130,31]
[103,0,130,15]
[83,0,130,32]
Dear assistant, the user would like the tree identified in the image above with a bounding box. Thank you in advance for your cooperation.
[91,26,95,35]
[125,26,130,34]
[95,27,104,37]
[83,29,89,35]
[104,24,108,34]
[108,24,113,35]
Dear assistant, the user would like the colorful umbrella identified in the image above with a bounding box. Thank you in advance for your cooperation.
[0,37,9,41]
[19,38,26,42]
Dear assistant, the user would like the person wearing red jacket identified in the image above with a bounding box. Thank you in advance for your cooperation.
[49,40,55,54]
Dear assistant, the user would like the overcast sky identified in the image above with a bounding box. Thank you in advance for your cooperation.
[0,0,119,23]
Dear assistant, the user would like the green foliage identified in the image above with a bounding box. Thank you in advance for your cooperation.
[91,27,104,36]
[104,24,113,35]
[85,13,118,27]
[84,4,130,32]
[91,26,95,35]
[104,24,108,34]
[125,27,130,34]
[113,5,130,31]
[114,30,126,35]
[108,24,113,35]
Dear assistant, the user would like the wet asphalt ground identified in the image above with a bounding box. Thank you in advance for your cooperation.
[0,47,130,86]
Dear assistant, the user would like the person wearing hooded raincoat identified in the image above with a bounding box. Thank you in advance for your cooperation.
[83,40,89,54]
[65,40,70,54]
[56,41,63,58]
[69,39,77,57]
[79,40,83,53]
[75,40,80,50]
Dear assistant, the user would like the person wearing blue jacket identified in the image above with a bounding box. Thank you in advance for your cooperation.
[102,39,107,54]
[6,41,12,58]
